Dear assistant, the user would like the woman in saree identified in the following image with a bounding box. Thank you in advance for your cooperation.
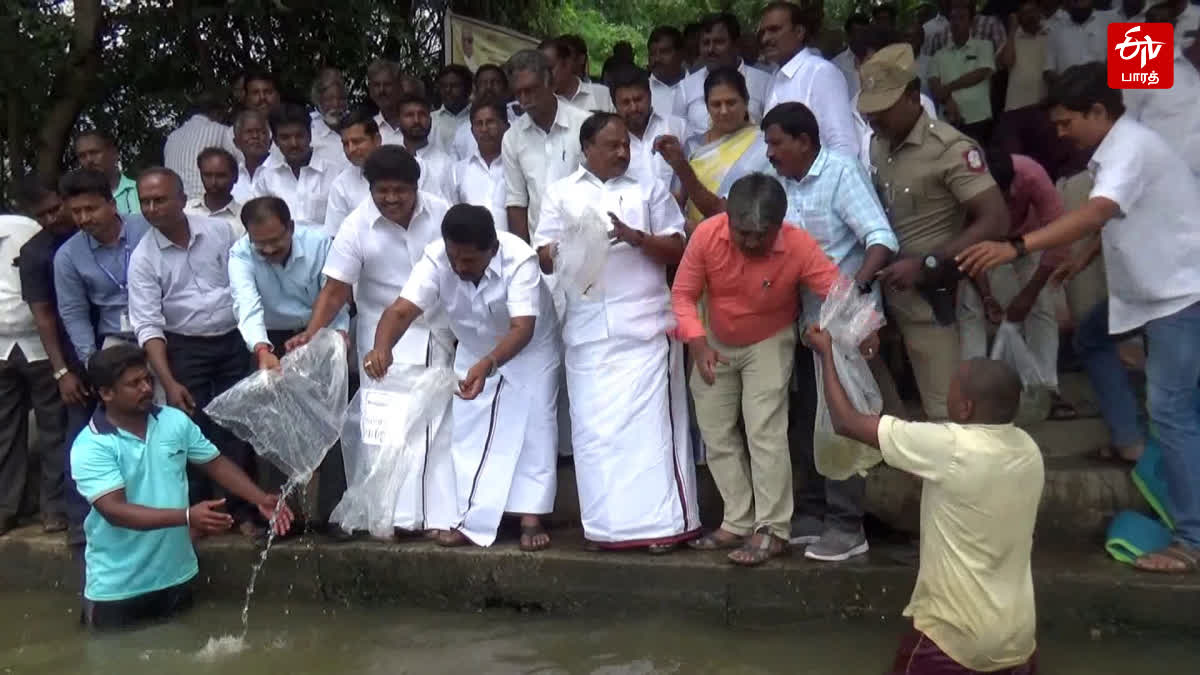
[654,66,769,232]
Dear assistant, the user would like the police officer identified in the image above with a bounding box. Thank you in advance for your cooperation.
[857,43,1010,420]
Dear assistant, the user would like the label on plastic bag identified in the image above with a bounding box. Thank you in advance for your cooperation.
[360,389,405,445]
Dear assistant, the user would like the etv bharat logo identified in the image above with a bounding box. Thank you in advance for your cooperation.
[1108,23,1174,89]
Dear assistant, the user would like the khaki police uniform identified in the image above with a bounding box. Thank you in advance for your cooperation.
[859,44,994,420]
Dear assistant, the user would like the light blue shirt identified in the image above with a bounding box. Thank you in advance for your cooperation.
[52,214,152,363]
[228,224,349,350]
[71,406,219,602]
[772,147,898,323]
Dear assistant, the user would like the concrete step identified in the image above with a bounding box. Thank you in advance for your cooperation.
[865,453,1147,541]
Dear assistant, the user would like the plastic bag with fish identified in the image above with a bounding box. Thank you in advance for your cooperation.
[205,328,349,482]
[330,365,458,537]
[813,278,886,480]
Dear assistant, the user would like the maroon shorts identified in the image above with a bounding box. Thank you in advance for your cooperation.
[888,629,1038,674]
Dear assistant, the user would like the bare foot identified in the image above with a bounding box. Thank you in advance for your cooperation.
[436,529,471,547]
[518,516,550,552]
[425,529,445,540]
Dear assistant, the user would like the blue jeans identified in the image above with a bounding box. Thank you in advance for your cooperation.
[1074,301,1143,448]
[1144,302,1200,548]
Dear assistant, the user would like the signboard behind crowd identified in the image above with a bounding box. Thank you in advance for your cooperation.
[444,11,541,72]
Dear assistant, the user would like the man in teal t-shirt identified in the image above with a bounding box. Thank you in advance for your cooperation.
[71,343,293,630]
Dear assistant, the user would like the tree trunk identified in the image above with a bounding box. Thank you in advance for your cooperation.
[34,0,103,184]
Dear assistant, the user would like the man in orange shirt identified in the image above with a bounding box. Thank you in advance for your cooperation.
[672,173,842,566]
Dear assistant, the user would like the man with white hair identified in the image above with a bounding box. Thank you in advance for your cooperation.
[310,68,351,171]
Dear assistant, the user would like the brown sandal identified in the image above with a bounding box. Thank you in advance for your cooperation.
[727,527,789,567]
[1135,542,1199,574]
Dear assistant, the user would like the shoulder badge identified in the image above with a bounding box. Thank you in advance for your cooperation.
[963,147,986,174]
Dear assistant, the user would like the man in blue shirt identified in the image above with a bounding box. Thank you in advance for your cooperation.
[52,169,152,364]
[229,197,349,370]
[71,343,292,630]
[228,196,351,537]
[762,102,900,563]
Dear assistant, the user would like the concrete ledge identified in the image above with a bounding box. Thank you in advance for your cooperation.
[3,527,1199,635]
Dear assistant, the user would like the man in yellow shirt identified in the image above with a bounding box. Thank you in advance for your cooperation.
[807,325,1043,674]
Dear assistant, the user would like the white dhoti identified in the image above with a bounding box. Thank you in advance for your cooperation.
[449,342,561,546]
[566,334,700,547]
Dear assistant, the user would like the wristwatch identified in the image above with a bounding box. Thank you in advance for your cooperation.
[52,367,69,381]
[856,280,874,296]
[1008,235,1028,258]
[923,255,940,272]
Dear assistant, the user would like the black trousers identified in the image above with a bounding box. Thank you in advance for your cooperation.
[0,345,67,525]
[164,330,258,523]
[64,399,95,544]
[788,342,866,533]
[257,329,349,524]
[81,581,193,631]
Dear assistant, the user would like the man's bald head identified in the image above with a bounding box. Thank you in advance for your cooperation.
[954,358,1023,424]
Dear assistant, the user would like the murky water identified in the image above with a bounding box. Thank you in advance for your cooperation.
[1,590,1197,674]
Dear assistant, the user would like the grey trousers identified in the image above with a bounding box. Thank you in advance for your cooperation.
[788,342,865,534]
[0,345,67,523]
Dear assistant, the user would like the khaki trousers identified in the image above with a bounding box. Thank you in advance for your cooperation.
[959,253,1060,379]
[690,324,796,540]
[1056,171,1108,321]
[885,281,984,420]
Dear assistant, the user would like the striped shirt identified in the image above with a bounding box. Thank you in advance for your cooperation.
[163,114,236,200]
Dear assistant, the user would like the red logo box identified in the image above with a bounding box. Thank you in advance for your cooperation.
[1108,23,1174,89]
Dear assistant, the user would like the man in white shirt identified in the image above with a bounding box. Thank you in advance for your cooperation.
[393,94,455,203]
[367,59,406,145]
[127,168,262,533]
[501,49,592,240]
[252,104,340,225]
[607,65,688,189]
[541,38,615,113]
[958,62,1200,575]
[1125,45,1200,177]
[431,64,474,154]
[451,64,517,160]
[184,147,245,239]
[834,13,872,100]
[760,2,860,158]
[324,109,382,237]
[647,26,690,119]
[532,114,698,552]
[287,145,456,537]
[452,99,510,232]
[0,214,67,536]
[1044,0,1108,79]
[308,68,351,172]
[681,13,771,137]
[243,70,280,115]
[163,96,235,200]
[364,204,561,552]
[231,110,273,204]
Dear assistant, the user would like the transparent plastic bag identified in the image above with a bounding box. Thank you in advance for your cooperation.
[814,277,886,480]
[205,328,349,482]
[989,321,1054,425]
[553,203,610,302]
[329,365,458,537]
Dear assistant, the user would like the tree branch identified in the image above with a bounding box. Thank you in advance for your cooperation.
[35,0,104,183]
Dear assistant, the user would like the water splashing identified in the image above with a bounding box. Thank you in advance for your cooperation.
[195,634,247,661]
[239,475,304,638]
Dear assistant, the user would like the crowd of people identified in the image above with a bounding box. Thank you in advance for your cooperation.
[2,0,1199,670]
